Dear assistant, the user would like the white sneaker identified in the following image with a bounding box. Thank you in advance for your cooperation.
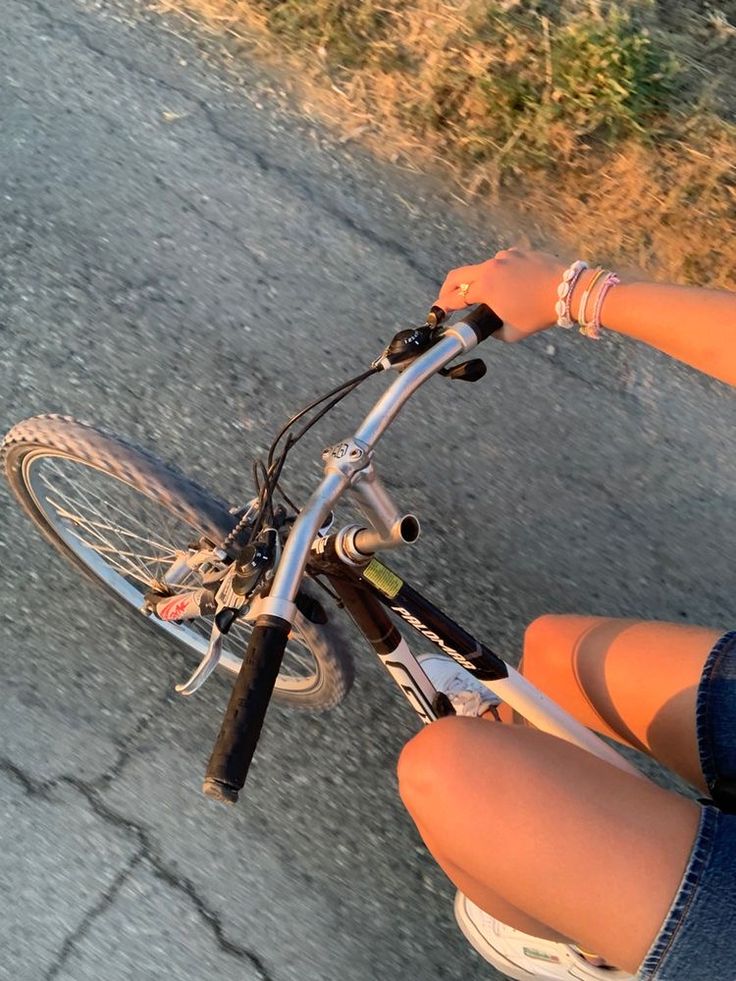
[454,892,636,980]
[416,652,502,718]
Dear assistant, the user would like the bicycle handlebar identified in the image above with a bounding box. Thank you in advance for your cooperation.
[456,303,503,341]
[202,616,290,803]
[202,304,503,805]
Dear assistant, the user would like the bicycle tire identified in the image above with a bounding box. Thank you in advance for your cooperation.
[2,414,353,711]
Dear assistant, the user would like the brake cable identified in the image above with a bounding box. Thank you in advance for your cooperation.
[227,308,451,553]
[249,366,381,540]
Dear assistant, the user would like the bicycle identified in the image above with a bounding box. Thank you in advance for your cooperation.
[2,302,643,812]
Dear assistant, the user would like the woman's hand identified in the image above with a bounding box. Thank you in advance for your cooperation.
[434,247,567,342]
[436,247,736,385]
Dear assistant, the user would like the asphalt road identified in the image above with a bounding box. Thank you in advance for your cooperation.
[1,2,735,980]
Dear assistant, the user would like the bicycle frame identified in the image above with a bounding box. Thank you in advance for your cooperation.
[261,315,641,777]
[204,309,643,802]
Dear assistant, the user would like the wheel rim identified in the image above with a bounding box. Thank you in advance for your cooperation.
[22,450,322,693]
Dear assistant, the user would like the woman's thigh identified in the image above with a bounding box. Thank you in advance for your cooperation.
[514,616,723,793]
[398,716,702,976]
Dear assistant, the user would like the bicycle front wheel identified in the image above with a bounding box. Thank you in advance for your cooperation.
[2,415,353,710]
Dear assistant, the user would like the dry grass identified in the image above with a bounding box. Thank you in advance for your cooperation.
[154,0,736,288]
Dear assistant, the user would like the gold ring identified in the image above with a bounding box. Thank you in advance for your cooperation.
[458,282,470,300]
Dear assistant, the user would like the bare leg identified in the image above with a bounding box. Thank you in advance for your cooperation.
[398,617,721,971]
[413,821,574,944]
[411,698,578,944]
[517,616,722,792]
[399,717,700,975]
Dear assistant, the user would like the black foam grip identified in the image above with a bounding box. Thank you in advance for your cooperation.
[461,303,503,342]
[202,617,290,804]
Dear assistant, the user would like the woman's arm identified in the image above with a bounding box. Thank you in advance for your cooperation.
[435,249,736,387]
[578,273,736,386]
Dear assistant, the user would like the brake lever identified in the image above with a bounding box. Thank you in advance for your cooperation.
[175,621,225,696]
[176,532,277,697]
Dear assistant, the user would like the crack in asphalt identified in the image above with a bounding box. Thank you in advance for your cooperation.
[152,175,271,273]
[91,685,177,792]
[0,756,39,796]
[64,778,276,980]
[23,0,647,409]
[28,0,435,286]
[44,852,145,981]
[0,756,276,981]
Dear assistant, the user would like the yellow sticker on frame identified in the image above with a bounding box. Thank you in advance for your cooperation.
[362,559,403,599]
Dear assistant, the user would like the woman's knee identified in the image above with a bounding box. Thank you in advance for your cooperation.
[397,716,485,814]
[523,613,568,667]
[521,612,602,677]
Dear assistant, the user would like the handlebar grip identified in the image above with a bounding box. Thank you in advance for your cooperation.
[460,303,504,342]
[202,616,290,804]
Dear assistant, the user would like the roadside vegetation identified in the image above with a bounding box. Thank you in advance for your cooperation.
[156,0,736,287]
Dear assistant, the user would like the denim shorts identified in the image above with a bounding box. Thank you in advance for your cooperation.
[637,631,736,980]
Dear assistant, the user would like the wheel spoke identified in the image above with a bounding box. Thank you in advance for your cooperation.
[46,459,189,573]
[43,487,152,582]
[48,502,164,584]
[26,452,321,694]
[47,503,172,558]
[41,467,187,585]
[49,459,169,541]
[283,649,316,676]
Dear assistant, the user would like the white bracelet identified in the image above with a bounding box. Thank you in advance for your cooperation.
[554,260,588,328]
